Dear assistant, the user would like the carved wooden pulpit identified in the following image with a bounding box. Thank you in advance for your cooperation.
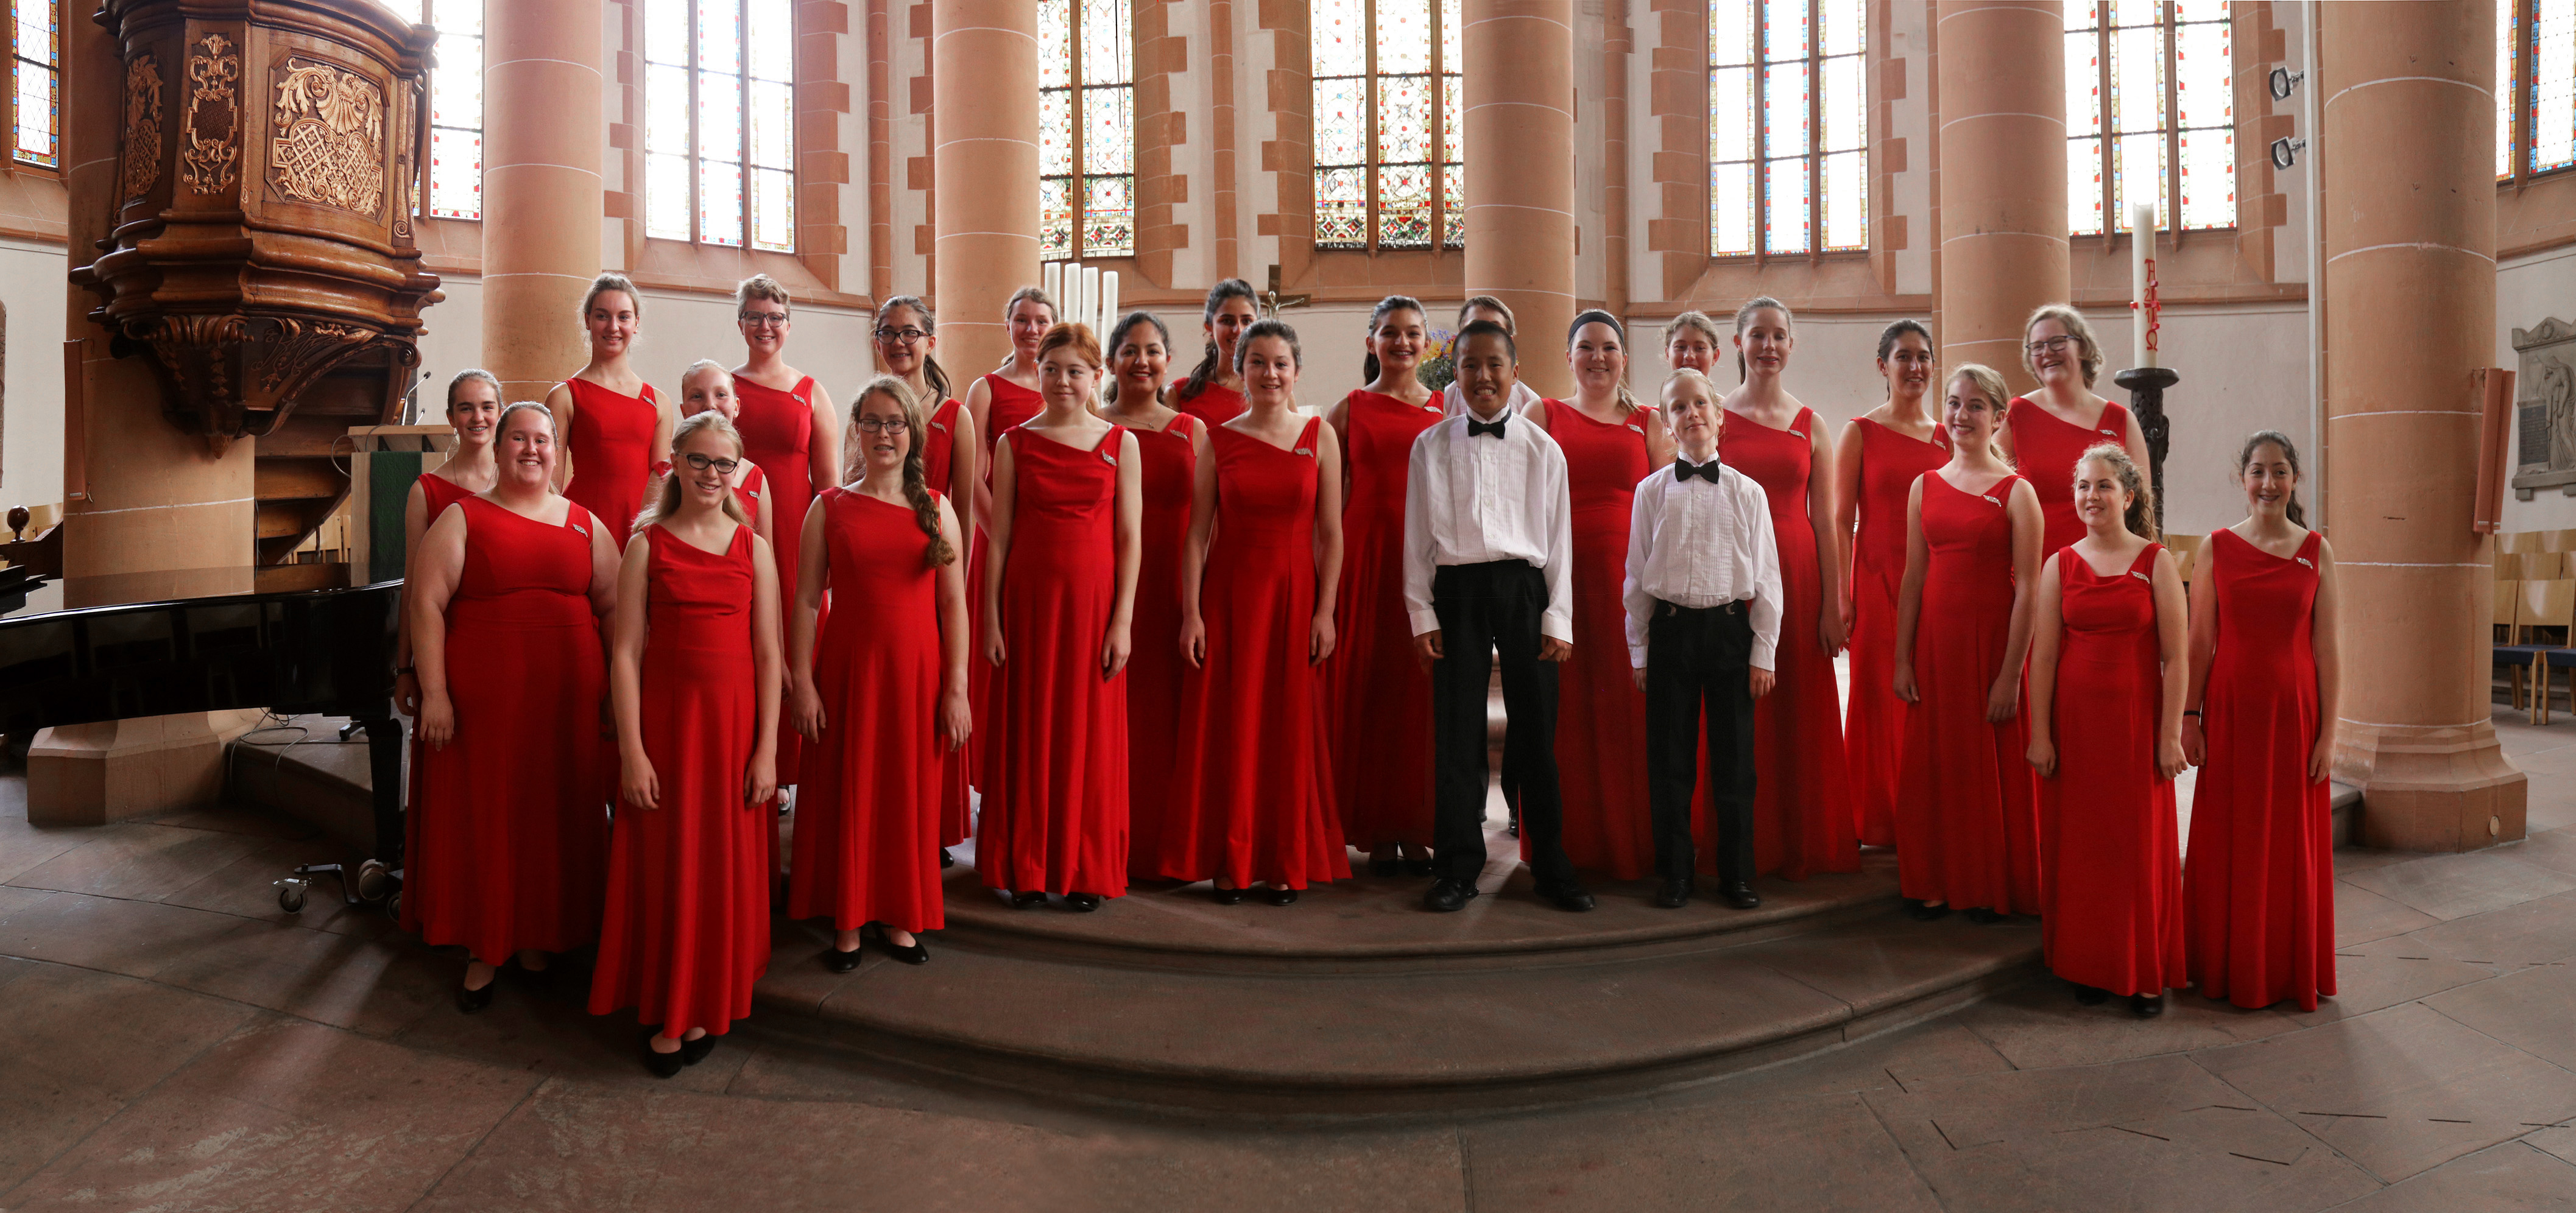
[75,0,442,578]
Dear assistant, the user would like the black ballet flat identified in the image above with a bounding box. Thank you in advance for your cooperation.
[1964,907,2006,926]
[680,1033,717,1064]
[456,980,496,1014]
[940,848,956,869]
[1263,886,1300,906]
[1064,892,1103,912]
[2131,994,2165,1018]
[1212,884,1248,905]
[1905,900,1952,922]
[1010,890,1048,910]
[1402,857,1437,877]
[2072,982,2111,1006]
[1366,854,1400,877]
[823,945,863,974]
[643,1039,686,1078]
[867,924,930,965]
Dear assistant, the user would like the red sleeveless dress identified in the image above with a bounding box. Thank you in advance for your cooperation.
[1847,418,1951,846]
[404,497,610,962]
[2041,543,2186,997]
[968,374,1048,806]
[733,374,821,787]
[979,426,1131,897]
[1173,379,1246,426]
[1126,413,1203,878]
[1160,418,1350,888]
[401,473,480,874]
[2185,530,2337,1010]
[918,395,972,844]
[563,378,660,542]
[731,462,766,522]
[1897,473,2042,914]
[588,524,771,1036]
[2007,398,2133,555]
[790,488,950,932]
[1712,407,1857,879]
[1540,401,1657,879]
[1329,389,1446,850]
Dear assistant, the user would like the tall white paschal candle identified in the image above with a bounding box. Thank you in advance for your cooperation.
[1081,266,1103,333]
[1044,262,1064,314]
[1101,271,1119,334]
[2131,200,2158,370]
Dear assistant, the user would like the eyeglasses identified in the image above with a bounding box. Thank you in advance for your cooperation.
[740,312,789,329]
[855,417,911,435]
[875,326,928,344]
[2025,336,2078,357]
[680,452,741,475]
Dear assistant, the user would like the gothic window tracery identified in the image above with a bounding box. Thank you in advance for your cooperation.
[1313,0,1463,251]
[645,0,797,250]
[1707,0,1867,257]
[1041,0,1135,259]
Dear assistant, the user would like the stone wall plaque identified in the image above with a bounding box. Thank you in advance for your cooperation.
[2513,317,2576,500]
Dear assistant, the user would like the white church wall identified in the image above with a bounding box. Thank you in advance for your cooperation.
[2499,243,2576,534]
[0,236,66,516]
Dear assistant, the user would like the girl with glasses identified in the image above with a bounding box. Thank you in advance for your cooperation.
[729,276,842,805]
[870,296,978,855]
[2002,305,2154,555]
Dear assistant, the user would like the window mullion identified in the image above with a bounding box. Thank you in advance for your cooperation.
[2162,1,2179,244]
[689,18,702,245]
[1808,0,1822,262]
[1364,0,1378,252]
[1071,1,1085,255]
[1752,0,1768,262]
[2098,20,2113,244]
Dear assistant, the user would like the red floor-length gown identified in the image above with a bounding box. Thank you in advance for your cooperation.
[919,395,974,845]
[1847,418,1951,847]
[2185,529,2337,1010]
[2008,398,2134,556]
[564,378,662,542]
[1126,413,1203,878]
[1896,473,2043,915]
[1712,408,1858,879]
[403,496,611,961]
[967,376,1047,806]
[401,473,479,887]
[733,375,821,792]
[1541,402,1657,880]
[1172,379,1247,426]
[1160,418,1352,889]
[589,525,771,1036]
[790,488,950,932]
[979,426,1131,897]
[1330,390,1446,851]
[2040,544,2186,997]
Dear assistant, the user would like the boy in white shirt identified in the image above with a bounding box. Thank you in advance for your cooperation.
[1622,369,1783,910]
[1405,322,1591,913]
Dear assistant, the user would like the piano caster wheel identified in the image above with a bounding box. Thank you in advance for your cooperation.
[384,890,402,923]
[355,859,395,903]
[275,879,308,914]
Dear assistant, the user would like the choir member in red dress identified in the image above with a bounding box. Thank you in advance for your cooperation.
[2183,432,2342,1011]
[1661,311,1724,381]
[1098,311,1211,881]
[677,360,776,546]
[789,378,972,968]
[873,296,978,857]
[1894,365,2045,922]
[967,288,1057,804]
[592,412,783,1074]
[729,275,842,799]
[2002,305,2153,555]
[1170,278,1258,425]
[1326,296,1448,875]
[1167,320,1351,902]
[1717,298,1858,879]
[546,273,674,541]
[2025,444,2189,1018]
[980,323,1142,910]
[1832,322,1949,848]
[1526,311,1673,881]
[396,371,504,903]
[407,402,621,1011]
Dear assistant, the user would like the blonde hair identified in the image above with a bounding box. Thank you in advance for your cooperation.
[845,375,957,568]
[1947,365,2014,465]
[498,399,557,438]
[2023,303,2103,387]
[633,412,754,535]
[1662,367,1720,406]
[2075,441,2158,541]
[679,358,729,395]
[735,273,790,315]
[581,272,642,323]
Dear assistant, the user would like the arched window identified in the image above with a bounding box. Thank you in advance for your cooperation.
[2501,1,2575,181]
[1311,0,1464,250]
[1040,0,1134,259]
[11,0,58,168]
[2064,1,2232,237]
[644,0,797,250]
[1707,0,1867,256]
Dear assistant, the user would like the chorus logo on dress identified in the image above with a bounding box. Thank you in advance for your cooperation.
[1296,447,1314,457]
[1981,494,2002,507]
[1100,448,1118,466]
[1790,429,1806,440]
[2131,570,2151,583]
[572,522,589,538]
[2297,557,2315,569]
[2098,429,2120,438]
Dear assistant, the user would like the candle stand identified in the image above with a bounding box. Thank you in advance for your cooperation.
[2115,365,2180,533]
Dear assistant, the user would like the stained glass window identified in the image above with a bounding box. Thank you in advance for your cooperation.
[1708,0,1866,257]
[644,0,796,250]
[423,1,484,219]
[2530,1,2575,175]
[1310,0,1463,251]
[1040,0,1134,258]
[11,0,57,168]
[2064,1,2232,237]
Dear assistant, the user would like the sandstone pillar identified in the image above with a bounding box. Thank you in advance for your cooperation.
[1461,0,1575,398]
[2322,1,2524,850]
[931,0,1040,374]
[1932,0,2067,390]
[482,0,604,402]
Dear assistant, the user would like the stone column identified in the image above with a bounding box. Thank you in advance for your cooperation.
[1462,0,1575,398]
[1932,0,2067,390]
[931,0,1040,374]
[481,0,604,403]
[2323,1,2525,850]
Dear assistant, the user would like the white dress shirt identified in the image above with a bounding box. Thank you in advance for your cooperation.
[1402,406,1576,644]
[1622,457,1784,671]
[1442,378,1544,418]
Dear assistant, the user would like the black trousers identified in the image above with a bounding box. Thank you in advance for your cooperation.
[1429,561,1575,886]
[1644,600,1757,884]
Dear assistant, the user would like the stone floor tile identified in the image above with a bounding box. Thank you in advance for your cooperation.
[2529,1125,2576,1167]
[2338,881,2444,947]
[393,969,758,1095]
[135,804,321,839]
[0,810,90,887]
[2342,851,2576,923]
[0,882,51,927]
[160,840,400,940]
[2424,963,2576,1073]
[0,890,248,979]
[2275,951,2497,1028]
[0,953,32,990]
[1081,1124,1466,1213]
[2193,1001,2576,1182]
[1952,975,2300,1069]
[2510,828,2576,877]
[5,821,274,902]
[2332,848,2419,876]
[2377,888,2576,969]
[147,916,454,1038]
[2,1016,541,1212]
[0,963,263,1190]
[1697,1019,2016,1105]
[2321,1141,2576,1212]
[0,1067,129,1201]
[1466,1091,1936,1211]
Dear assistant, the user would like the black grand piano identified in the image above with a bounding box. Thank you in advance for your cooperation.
[0,578,404,914]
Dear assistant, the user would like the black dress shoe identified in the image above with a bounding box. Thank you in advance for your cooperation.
[1423,878,1478,912]
[1654,879,1693,909]
[824,945,863,973]
[1010,890,1048,910]
[867,924,930,965]
[2131,993,2165,1018]
[1964,907,2006,925]
[456,980,495,1014]
[644,1040,686,1078]
[1064,892,1102,912]
[1906,899,1952,921]
[680,1033,716,1064]
[2072,982,2111,1005]
[1212,884,1248,905]
[1719,881,1760,910]
[940,848,956,868]
[1536,882,1597,913]
[1402,856,1437,877]
[1263,885,1299,906]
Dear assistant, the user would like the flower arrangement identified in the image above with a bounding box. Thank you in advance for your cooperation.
[1417,328,1458,392]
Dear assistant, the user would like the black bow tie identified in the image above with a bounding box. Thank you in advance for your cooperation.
[1674,457,1723,484]
[1466,415,1509,439]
